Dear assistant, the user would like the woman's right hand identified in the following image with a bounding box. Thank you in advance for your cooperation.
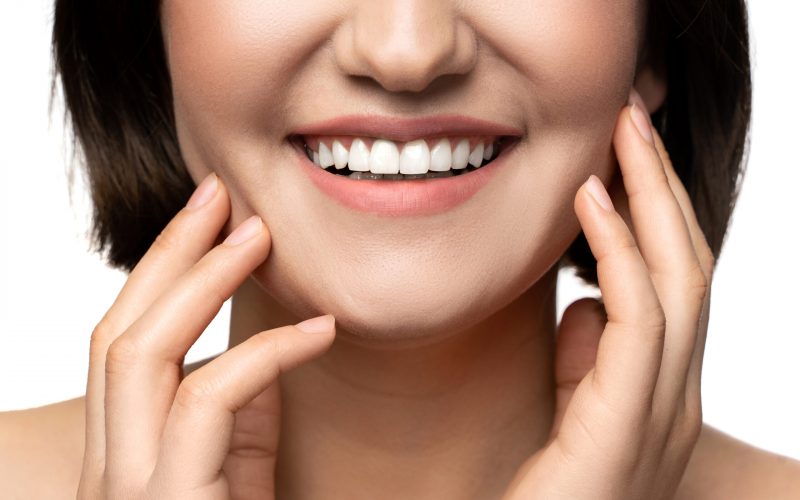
[76,172,336,499]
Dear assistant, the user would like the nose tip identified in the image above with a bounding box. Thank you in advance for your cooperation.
[333,2,477,93]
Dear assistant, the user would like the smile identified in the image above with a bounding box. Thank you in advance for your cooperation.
[288,114,523,216]
[296,135,514,180]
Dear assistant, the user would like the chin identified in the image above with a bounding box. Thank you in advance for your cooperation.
[249,246,555,347]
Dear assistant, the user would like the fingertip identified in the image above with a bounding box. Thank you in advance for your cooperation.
[629,103,655,145]
[584,175,615,213]
[223,215,265,246]
[295,314,336,335]
[185,172,219,210]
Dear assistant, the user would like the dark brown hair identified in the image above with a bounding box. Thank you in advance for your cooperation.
[52,1,751,286]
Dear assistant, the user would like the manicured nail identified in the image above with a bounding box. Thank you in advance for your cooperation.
[186,172,218,209]
[629,103,654,145]
[585,175,614,212]
[223,215,263,246]
[295,314,335,334]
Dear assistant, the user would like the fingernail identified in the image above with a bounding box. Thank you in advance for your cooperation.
[295,314,335,334]
[629,103,654,145]
[186,172,218,209]
[223,215,263,246]
[585,175,614,212]
[627,87,648,111]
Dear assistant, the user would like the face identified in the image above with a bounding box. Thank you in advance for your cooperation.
[160,0,648,341]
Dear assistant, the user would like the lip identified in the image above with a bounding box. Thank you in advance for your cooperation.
[292,145,517,216]
[290,114,524,143]
[289,114,522,217]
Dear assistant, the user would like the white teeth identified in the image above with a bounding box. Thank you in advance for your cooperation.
[348,138,371,172]
[332,140,349,170]
[468,143,484,167]
[452,139,470,169]
[399,139,430,174]
[318,142,334,168]
[307,137,501,175]
[429,138,452,172]
[369,139,400,174]
[483,143,493,160]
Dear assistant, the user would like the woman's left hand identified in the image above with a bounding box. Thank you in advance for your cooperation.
[501,88,715,500]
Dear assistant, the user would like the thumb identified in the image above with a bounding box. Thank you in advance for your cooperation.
[550,297,606,439]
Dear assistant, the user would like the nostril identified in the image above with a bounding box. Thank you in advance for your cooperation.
[331,5,478,95]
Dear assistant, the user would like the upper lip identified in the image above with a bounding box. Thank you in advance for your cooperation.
[290,114,524,142]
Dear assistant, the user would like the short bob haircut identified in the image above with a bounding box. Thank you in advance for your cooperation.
[52,1,751,287]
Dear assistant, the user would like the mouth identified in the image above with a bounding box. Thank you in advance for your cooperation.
[286,114,523,216]
[288,134,517,180]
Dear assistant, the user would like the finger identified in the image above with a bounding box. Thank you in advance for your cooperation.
[686,285,711,410]
[573,175,664,420]
[551,298,606,439]
[152,316,336,493]
[82,172,228,476]
[101,172,230,337]
[102,215,270,481]
[222,385,281,498]
[651,127,715,406]
[614,91,708,411]
[650,131,715,277]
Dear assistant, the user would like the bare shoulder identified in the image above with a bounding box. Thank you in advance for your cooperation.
[676,422,800,500]
[0,358,215,498]
[0,396,86,498]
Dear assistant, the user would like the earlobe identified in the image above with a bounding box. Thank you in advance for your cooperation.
[632,64,668,115]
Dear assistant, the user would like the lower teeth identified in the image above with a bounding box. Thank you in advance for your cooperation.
[320,163,490,180]
[347,170,457,180]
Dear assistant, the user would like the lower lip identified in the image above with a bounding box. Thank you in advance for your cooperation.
[293,142,516,216]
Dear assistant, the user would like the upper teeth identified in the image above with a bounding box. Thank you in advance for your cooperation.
[304,137,499,175]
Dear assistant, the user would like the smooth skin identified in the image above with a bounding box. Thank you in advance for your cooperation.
[2,92,800,498]
[501,91,712,500]
[54,89,759,499]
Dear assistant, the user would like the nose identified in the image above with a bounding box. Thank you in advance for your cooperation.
[333,1,477,93]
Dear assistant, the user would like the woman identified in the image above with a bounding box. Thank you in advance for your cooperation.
[2,0,799,498]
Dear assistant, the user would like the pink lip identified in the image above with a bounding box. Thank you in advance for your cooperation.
[290,114,524,142]
[290,114,522,217]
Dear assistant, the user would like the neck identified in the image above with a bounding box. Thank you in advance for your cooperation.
[228,265,559,500]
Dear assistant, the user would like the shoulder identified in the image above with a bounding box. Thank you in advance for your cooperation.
[676,422,800,500]
[0,359,214,498]
[0,396,86,498]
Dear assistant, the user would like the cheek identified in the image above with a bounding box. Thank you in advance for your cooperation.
[480,0,639,126]
[159,0,639,338]
[162,0,337,177]
[485,0,638,203]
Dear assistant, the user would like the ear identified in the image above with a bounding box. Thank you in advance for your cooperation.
[606,62,668,233]
[632,61,668,115]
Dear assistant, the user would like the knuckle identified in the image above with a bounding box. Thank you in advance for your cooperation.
[632,302,667,333]
[598,230,640,264]
[685,394,703,429]
[104,336,144,376]
[675,398,703,446]
[175,375,218,411]
[252,331,286,360]
[684,265,710,299]
[151,223,182,254]
[192,264,231,306]
[649,304,668,331]
[89,317,117,356]
[699,247,716,277]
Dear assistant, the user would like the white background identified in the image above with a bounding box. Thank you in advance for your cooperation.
[1,1,798,461]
